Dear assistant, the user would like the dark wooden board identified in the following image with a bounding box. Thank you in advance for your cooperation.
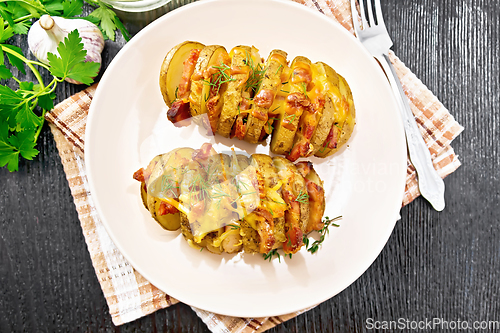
[1,0,498,332]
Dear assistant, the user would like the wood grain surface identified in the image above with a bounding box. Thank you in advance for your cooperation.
[1,0,498,332]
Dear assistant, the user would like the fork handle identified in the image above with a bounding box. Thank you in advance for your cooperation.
[377,53,445,211]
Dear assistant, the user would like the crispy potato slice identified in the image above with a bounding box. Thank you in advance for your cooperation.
[147,148,194,197]
[315,73,356,157]
[244,50,288,144]
[159,41,205,107]
[189,46,231,133]
[217,46,262,137]
[189,45,223,117]
[219,153,253,254]
[287,61,343,161]
[145,191,181,231]
[310,96,335,152]
[249,154,287,252]
[273,157,309,233]
[273,157,308,253]
[145,148,195,231]
[309,62,339,152]
[270,56,312,155]
[154,208,181,230]
[295,162,326,233]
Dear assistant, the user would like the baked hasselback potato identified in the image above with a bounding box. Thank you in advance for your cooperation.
[133,143,326,256]
[159,41,356,161]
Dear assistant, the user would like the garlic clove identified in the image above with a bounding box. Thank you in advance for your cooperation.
[28,14,105,84]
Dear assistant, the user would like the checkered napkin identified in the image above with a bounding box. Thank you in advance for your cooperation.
[45,0,463,330]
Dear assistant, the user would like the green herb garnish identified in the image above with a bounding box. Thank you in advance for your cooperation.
[203,62,235,95]
[263,249,281,262]
[243,52,266,93]
[295,190,309,204]
[0,1,129,172]
[283,113,296,124]
[303,216,342,254]
[301,82,308,98]
[275,63,283,75]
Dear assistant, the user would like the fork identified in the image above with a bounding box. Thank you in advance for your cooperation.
[350,0,445,211]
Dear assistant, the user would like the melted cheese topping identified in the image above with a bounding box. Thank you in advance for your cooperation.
[311,63,347,127]
[267,59,351,143]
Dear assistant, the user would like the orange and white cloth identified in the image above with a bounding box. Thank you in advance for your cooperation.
[45,0,463,331]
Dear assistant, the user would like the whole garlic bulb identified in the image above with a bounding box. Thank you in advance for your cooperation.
[28,15,105,84]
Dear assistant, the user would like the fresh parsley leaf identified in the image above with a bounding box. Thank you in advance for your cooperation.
[0,129,39,171]
[0,64,13,80]
[0,5,16,27]
[47,30,99,84]
[43,0,64,16]
[37,92,55,111]
[112,13,130,42]
[47,30,87,79]
[0,85,24,105]
[0,0,129,172]
[16,1,45,18]
[9,129,38,160]
[0,104,19,130]
[0,18,15,42]
[12,21,31,35]
[0,140,20,172]
[66,61,100,85]
[18,81,34,92]
[15,103,43,130]
[3,44,26,75]
[62,0,83,17]
[88,5,116,40]
[0,121,8,141]
[82,15,99,25]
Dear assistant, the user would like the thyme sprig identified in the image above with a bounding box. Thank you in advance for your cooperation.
[303,216,342,254]
[263,249,281,262]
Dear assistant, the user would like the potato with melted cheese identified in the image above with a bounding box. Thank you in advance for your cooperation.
[134,148,195,231]
[314,74,356,157]
[273,157,310,254]
[308,62,339,153]
[160,41,355,161]
[159,41,204,107]
[269,56,312,155]
[244,49,288,144]
[217,46,262,138]
[133,144,328,257]
[188,45,231,133]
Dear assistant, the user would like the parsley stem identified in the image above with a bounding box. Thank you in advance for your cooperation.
[2,14,34,28]
[22,78,57,106]
[33,110,47,142]
[1,45,46,89]
[12,76,22,84]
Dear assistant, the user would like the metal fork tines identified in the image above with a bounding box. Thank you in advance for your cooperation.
[350,0,446,211]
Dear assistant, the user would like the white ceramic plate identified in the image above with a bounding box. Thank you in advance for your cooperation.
[86,0,406,318]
